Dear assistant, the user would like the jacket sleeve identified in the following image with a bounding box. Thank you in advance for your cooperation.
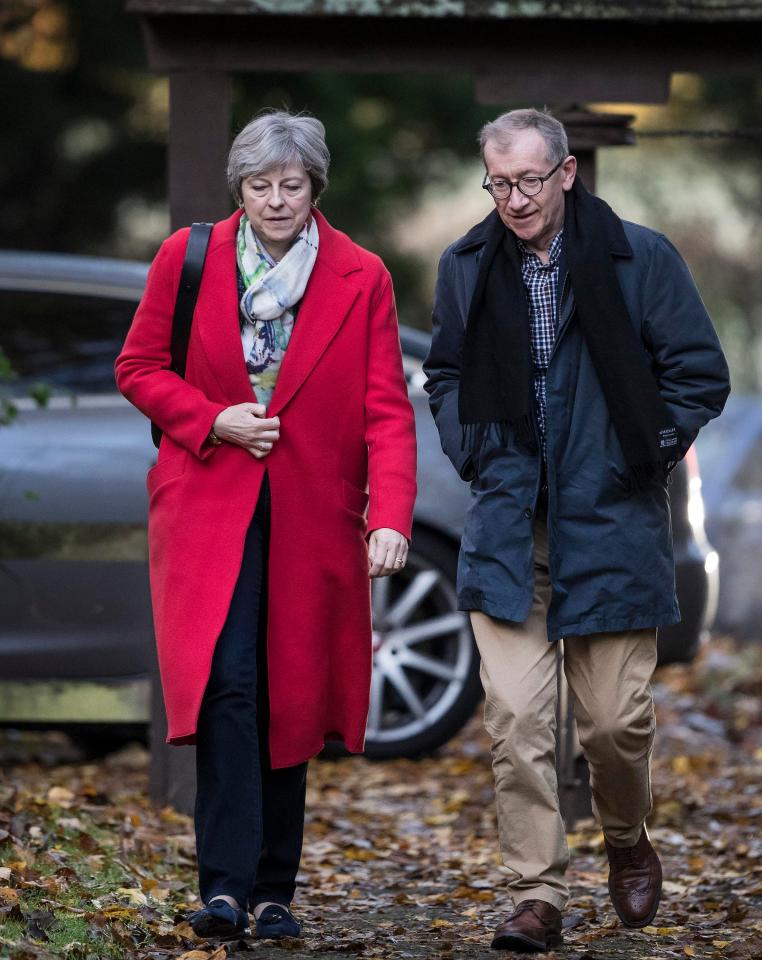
[365,271,418,540]
[114,234,227,460]
[642,233,731,459]
[423,249,476,481]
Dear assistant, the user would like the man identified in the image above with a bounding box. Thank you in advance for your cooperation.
[423,108,729,953]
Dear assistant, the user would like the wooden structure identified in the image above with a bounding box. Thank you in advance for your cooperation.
[129,0,762,230]
[126,0,762,813]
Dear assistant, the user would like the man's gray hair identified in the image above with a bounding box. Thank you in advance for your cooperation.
[227,110,330,203]
[479,108,569,166]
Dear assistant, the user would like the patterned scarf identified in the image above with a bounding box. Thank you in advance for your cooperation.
[236,212,319,410]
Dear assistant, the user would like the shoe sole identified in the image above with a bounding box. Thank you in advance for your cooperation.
[255,925,302,940]
[491,932,563,952]
[191,918,251,941]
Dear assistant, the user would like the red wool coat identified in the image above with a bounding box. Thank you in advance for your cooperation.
[115,208,417,768]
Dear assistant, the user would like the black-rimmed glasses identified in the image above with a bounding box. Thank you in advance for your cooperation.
[482,158,565,200]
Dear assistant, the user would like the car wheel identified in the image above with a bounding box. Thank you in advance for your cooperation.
[364,527,483,759]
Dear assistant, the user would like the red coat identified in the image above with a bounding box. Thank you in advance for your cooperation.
[115,209,417,767]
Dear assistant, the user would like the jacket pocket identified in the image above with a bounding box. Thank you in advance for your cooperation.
[147,452,187,497]
[341,479,369,516]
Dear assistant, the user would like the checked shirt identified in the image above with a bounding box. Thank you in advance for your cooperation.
[518,230,563,462]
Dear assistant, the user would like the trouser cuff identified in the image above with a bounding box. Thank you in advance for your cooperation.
[511,884,567,912]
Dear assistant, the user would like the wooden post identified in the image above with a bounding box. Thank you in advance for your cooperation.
[557,104,637,194]
[168,71,232,230]
[150,69,232,814]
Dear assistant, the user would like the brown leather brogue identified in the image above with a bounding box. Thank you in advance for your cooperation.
[491,899,563,952]
[605,827,663,928]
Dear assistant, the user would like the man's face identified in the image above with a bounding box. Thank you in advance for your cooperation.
[483,130,576,254]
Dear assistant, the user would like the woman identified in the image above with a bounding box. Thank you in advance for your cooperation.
[115,110,417,942]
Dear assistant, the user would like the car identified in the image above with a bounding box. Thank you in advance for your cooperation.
[696,395,762,642]
[0,250,718,763]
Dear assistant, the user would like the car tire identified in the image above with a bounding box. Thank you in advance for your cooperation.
[363,526,483,760]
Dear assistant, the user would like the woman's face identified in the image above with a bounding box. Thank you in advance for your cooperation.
[240,163,313,260]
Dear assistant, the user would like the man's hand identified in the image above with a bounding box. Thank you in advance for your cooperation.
[212,403,280,459]
[368,528,409,578]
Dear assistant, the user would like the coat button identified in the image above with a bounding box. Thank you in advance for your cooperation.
[524,507,533,519]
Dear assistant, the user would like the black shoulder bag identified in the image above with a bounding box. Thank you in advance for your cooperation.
[151,221,214,448]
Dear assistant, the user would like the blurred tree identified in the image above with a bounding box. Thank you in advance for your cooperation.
[1,2,760,380]
[0,0,166,258]
[0,0,497,325]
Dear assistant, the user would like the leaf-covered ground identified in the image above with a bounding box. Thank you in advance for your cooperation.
[1,637,761,960]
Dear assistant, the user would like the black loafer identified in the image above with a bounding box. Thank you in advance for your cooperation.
[189,899,251,940]
[255,903,301,939]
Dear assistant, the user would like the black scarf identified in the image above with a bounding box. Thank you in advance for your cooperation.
[458,177,678,486]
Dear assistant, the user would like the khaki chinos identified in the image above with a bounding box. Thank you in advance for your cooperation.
[470,511,658,910]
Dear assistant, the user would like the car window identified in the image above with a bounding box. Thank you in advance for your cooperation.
[733,433,762,494]
[0,290,136,395]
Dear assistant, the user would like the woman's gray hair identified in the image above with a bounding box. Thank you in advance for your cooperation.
[227,110,330,203]
[479,108,569,166]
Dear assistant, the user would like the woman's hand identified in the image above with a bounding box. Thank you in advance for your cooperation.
[212,403,280,459]
[368,528,409,578]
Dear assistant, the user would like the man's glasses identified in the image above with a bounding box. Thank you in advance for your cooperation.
[482,158,565,200]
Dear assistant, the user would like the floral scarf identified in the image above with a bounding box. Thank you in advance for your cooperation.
[236,212,319,410]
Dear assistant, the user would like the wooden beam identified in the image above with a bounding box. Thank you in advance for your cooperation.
[139,15,762,109]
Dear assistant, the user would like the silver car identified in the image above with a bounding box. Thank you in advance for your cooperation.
[0,251,718,759]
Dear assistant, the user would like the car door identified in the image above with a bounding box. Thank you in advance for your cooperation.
[0,285,155,687]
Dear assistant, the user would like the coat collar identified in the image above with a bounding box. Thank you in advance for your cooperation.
[451,185,633,259]
[195,207,362,412]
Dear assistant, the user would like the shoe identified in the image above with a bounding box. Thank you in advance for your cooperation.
[605,827,663,928]
[188,899,251,940]
[255,903,301,939]
[491,899,563,952]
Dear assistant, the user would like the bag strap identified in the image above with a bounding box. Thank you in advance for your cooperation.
[151,221,214,448]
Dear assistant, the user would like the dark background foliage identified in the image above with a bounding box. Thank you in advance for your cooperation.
[2,0,761,379]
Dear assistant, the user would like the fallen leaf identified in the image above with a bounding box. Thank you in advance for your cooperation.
[47,786,75,808]
[116,886,148,906]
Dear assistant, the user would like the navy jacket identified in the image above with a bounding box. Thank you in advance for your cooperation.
[423,213,730,641]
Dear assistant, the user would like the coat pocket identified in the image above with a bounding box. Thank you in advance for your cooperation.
[147,452,187,497]
[341,479,369,516]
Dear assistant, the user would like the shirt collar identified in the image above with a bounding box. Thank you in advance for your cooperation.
[518,229,564,269]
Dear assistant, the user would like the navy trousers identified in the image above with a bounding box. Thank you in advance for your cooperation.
[194,477,308,911]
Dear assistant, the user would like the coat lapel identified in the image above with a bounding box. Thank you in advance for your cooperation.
[195,211,254,403]
[268,211,362,417]
[195,208,362,412]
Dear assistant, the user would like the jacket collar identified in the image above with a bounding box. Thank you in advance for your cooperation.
[451,189,633,259]
[451,209,497,255]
